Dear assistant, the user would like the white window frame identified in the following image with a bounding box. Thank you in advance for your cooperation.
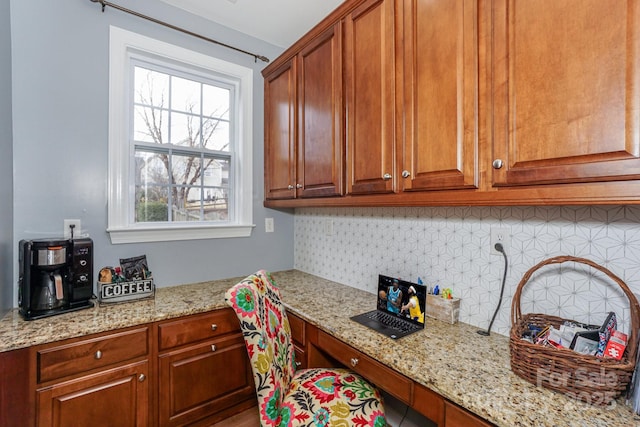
[107,26,254,244]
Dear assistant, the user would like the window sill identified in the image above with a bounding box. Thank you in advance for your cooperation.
[107,223,255,244]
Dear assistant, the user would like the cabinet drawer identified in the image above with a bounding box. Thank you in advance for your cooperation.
[445,401,494,427]
[37,327,149,383]
[288,312,305,346]
[158,308,239,351]
[316,330,413,404]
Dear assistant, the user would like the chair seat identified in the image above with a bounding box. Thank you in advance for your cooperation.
[265,367,386,427]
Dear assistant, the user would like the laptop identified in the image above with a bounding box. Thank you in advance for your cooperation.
[350,275,427,339]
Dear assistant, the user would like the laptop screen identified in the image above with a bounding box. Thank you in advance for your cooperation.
[377,274,426,325]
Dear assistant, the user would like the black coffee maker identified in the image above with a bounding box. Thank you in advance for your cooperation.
[19,238,94,320]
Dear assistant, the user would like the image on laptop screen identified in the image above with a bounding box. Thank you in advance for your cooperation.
[377,275,426,324]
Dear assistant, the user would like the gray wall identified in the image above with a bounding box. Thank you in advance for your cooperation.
[8,0,295,307]
[1,0,13,316]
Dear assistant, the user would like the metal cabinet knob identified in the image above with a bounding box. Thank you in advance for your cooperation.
[95,350,102,360]
[402,170,411,178]
[295,361,302,367]
[382,173,392,180]
[211,324,217,331]
[287,185,294,190]
[296,184,302,189]
[350,357,359,367]
[492,159,504,169]
[211,344,217,352]
[138,374,146,382]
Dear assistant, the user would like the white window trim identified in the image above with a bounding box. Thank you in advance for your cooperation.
[107,26,254,244]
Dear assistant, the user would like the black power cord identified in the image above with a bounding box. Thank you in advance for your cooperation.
[478,243,508,336]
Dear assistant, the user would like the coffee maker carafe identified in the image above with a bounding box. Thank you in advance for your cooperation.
[19,238,94,320]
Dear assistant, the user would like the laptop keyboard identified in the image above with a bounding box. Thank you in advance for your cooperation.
[364,311,420,333]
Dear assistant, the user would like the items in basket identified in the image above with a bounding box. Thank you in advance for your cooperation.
[520,311,627,358]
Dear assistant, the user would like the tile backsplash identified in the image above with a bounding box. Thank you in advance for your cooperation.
[294,206,640,337]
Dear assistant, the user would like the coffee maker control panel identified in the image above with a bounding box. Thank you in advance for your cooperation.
[70,238,93,305]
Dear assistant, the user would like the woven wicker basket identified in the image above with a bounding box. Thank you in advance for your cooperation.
[510,256,640,406]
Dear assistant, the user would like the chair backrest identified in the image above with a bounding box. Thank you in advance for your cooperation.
[225,270,296,415]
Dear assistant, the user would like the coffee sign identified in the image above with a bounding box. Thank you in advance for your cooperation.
[100,279,154,304]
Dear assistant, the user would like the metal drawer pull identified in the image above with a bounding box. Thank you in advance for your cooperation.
[211,344,217,352]
[287,185,294,189]
[94,350,102,360]
[295,361,302,367]
[296,183,302,188]
[492,159,504,169]
[350,358,359,367]
[211,324,218,331]
[382,173,392,180]
[402,170,411,178]
[138,374,146,382]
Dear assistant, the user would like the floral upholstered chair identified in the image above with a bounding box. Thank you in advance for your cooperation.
[225,270,387,427]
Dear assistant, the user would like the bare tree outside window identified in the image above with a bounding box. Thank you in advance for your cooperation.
[132,66,232,223]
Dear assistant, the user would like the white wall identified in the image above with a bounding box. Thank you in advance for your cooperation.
[295,206,640,337]
[0,0,13,316]
[8,0,295,307]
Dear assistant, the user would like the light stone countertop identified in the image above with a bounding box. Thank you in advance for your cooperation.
[1,269,639,427]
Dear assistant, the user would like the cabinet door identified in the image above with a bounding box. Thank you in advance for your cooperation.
[264,58,297,199]
[36,360,149,427]
[492,0,640,186]
[158,334,254,427]
[297,23,344,198]
[345,0,396,195]
[401,0,479,191]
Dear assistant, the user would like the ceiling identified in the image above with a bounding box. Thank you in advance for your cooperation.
[159,0,344,48]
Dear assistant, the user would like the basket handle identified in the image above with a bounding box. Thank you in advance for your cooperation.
[510,255,640,363]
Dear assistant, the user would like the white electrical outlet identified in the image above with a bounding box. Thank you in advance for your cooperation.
[490,227,510,255]
[324,219,334,236]
[265,217,274,233]
[64,219,81,239]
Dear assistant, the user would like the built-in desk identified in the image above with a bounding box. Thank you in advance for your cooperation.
[1,270,639,427]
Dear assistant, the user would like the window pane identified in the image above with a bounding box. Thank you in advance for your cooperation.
[171,154,202,187]
[204,187,228,221]
[203,84,230,120]
[135,151,169,185]
[134,106,168,143]
[135,186,169,222]
[173,186,201,221]
[202,157,229,187]
[170,111,200,147]
[134,67,169,107]
[203,118,230,152]
[171,76,201,114]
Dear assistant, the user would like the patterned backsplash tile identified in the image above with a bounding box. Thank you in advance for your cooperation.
[294,206,640,337]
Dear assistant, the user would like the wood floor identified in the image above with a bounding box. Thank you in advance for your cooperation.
[211,407,260,427]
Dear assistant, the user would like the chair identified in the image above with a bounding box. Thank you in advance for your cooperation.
[225,270,387,427]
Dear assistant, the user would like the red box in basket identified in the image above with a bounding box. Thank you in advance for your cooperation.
[604,330,628,360]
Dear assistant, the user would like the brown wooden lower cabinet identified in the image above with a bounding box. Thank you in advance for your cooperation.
[156,309,255,427]
[157,334,255,426]
[10,308,255,427]
[36,360,150,427]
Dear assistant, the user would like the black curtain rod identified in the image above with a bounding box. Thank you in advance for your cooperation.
[90,0,270,63]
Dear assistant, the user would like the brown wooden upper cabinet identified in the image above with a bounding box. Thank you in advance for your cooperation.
[401,0,479,191]
[345,0,396,195]
[264,23,343,200]
[491,0,640,187]
[263,0,640,207]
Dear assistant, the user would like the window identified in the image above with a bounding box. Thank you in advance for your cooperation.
[108,27,254,243]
